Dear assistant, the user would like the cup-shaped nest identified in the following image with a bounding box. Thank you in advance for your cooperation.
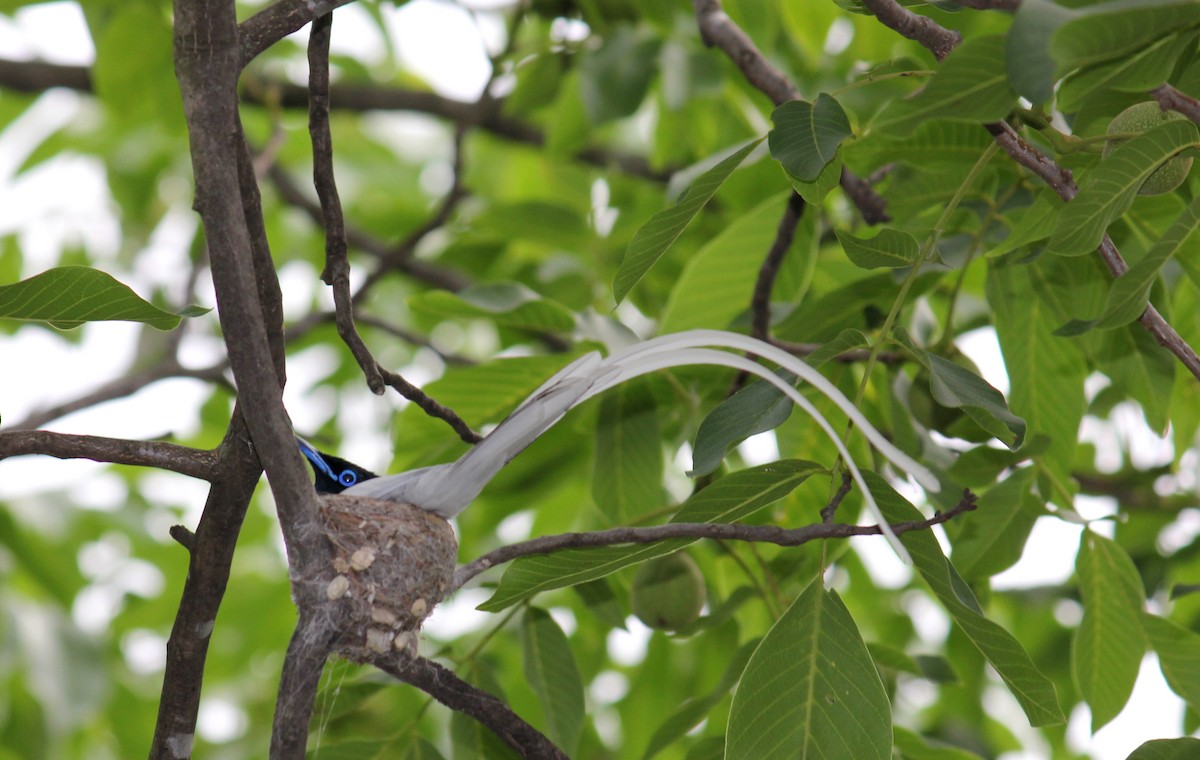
[294,494,458,661]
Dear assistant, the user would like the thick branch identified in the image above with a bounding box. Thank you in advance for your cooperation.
[173,4,334,757]
[151,413,260,760]
[453,491,978,591]
[0,431,216,480]
[270,613,338,760]
[365,654,568,759]
[692,0,890,224]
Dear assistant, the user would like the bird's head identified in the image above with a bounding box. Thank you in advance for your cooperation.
[296,437,379,494]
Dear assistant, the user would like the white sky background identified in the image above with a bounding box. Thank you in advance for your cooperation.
[0,2,1196,758]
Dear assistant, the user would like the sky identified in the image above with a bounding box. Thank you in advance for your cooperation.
[0,2,1195,758]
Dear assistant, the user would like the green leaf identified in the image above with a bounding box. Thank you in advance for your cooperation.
[726,583,891,760]
[613,138,764,303]
[593,380,664,522]
[872,35,1017,137]
[642,640,757,759]
[986,260,1089,486]
[573,579,627,630]
[1143,613,1200,714]
[950,469,1040,580]
[0,266,205,330]
[1006,0,1079,103]
[1057,32,1196,113]
[805,329,871,368]
[579,26,661,124]
[835,228,920,269]
[521,607,584,754]
[1051,0,1200,74]
[661,192,793,333]
[92,4,183,130]
[893,727,987,760]
[925,355,1027,447]
[768,94,853,183]
[1093,325,1176,433]
[867,474,1065,727]
[478,461,822,611]
[690,369,795,477]
[1072,530,1146,731]
[408,283,575,332]
[1096,193,1200,329]
[1049,120,1200,256]
[853,121,995,170]
[1125,738,1200,760]
[792,151,843,205]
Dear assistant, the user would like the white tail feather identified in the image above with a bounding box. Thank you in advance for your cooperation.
[346,329,937,556]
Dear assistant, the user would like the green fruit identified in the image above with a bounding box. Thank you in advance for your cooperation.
[1104,102,1193,196]
[630,553,706,631]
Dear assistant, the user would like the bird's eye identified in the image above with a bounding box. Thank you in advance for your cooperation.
[339,470,358,486]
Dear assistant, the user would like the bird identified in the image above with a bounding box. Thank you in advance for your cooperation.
[297,329,940,556]
[296,438,378,494]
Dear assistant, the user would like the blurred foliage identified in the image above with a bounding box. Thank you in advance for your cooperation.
[1,0,1199,759]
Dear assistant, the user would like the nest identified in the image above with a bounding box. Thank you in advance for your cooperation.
[292,494,458,662]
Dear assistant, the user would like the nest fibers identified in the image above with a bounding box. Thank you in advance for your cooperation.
[292,494,457,661]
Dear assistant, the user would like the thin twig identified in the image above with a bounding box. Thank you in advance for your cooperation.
[821,472,855,524]
[8,359,230,431]
[265,164,471,292]
[751,192,806,341]
[359,125,471,293]
[307,12,386,394]
[1153,83,1200,124]
[380,368,483,445]
[453,490,978,591]
[365,654,568,759]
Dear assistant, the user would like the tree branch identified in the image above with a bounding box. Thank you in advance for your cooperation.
[364,653,569,759]
[150,412,260,760]
[270,612,339,760]
[859,0,1200,382]
[858,0,962,61]
[751,192,806,341]
[264,164,472,292]
[237,0,356,67]
[7,358,230,431]
[0,431,216,480]
[951,0,1020,10]
[453,490,978,591]
[307,13,386,395]
[692,0,890,224]
[1153,82,1200,124]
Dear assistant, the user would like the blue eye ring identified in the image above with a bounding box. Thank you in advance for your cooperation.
[338,470,358,486]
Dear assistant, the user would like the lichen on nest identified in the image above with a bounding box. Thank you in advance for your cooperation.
[290,494,458,662]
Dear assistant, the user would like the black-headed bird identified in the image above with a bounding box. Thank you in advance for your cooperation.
[297,329,940,557]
